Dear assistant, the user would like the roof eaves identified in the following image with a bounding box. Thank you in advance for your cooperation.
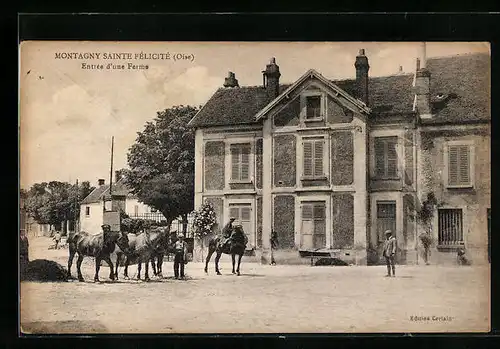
[80,186,103,204]
[254,69,316,121]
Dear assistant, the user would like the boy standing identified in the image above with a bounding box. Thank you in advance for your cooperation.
[173,233,187,279]
[383,230,397,277]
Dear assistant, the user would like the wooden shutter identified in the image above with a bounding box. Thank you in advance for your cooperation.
[241,206,251,221]
[314,140,324,177]
[303,141,313,176]
[229,207,239,222]
[240,205,252,245]
[448,145,459,185]
[313,203,326,248]
[458,145,470,185]
[374,138,385,177]
[241,145,250,180]
[387,138,398,177]
[301,204,314,249]
[302,204,313,220]
[449,144,471,186]
[231,145,240,180]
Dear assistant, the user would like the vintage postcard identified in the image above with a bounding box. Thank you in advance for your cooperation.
[19,41,491,334]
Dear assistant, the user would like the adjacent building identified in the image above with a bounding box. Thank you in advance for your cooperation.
[188,47,490,265]
[79,172,161,233]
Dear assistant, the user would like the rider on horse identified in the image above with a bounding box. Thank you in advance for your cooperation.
[220,217,236,250]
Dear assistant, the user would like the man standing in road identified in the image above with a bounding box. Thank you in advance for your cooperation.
[383,230,397,277]
[173,233,188,279]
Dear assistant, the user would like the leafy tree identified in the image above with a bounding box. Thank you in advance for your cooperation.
[123,105,199,232]
[24,180,94,233]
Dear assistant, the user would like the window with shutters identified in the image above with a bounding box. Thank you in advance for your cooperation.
[374,137,399,179]
[377,201,396,242]
[300,201,326,249]
[228,203,253,247]
[446,143,473,188]
[438,209,464,246]
[302,138,325,179]
[230,143,251,182]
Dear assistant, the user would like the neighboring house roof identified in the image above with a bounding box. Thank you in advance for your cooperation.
[81,178,131,204]
[423,52,490,124]
[188,52,490,127]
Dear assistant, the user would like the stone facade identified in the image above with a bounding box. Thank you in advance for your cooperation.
[189,50,490,266]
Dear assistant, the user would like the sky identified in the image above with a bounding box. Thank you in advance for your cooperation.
[19,41,490,189]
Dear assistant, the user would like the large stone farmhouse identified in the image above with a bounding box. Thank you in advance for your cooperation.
[188,48,490,265]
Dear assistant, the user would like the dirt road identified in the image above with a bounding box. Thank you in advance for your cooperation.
[20,237,490,333]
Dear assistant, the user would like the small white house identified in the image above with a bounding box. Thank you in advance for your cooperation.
[79,175,160,233]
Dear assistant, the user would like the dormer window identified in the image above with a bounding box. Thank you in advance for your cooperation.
[306,96,322,119]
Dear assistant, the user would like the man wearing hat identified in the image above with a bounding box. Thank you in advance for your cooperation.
[173,233,187,279]
[220,217,236,250]
[383,230,397,277]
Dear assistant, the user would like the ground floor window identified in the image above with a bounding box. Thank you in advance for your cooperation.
[438,208,464,246]
[229,203,253,247]
[377,201,396,242]
[300,201,326,249]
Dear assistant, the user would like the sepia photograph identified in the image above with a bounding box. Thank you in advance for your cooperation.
[19,41,491,334]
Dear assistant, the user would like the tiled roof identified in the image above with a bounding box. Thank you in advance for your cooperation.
[424,52,490,124]
[189,52,490,127]
[81,178,131,204]
[189,86,270,127]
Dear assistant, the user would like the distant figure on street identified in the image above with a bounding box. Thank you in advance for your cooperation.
[383,230,397,277]
[220,217,236,250]
[173,233,188,279]
[270,231,279,265]
[53,231,61,249]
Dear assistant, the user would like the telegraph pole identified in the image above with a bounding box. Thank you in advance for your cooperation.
[74,179,79,232]
[109,136,114,198]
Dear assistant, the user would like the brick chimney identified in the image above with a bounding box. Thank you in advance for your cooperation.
[414,44,431,118]
[354,49,370,105]
[223,71,239,88]
[262,57,281,100]
[98,179,105,186]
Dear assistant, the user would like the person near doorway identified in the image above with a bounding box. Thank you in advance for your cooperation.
[173,233,188,279]
[383,230,397,277]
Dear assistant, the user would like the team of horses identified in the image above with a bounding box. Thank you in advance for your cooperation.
[67,225,248,282]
